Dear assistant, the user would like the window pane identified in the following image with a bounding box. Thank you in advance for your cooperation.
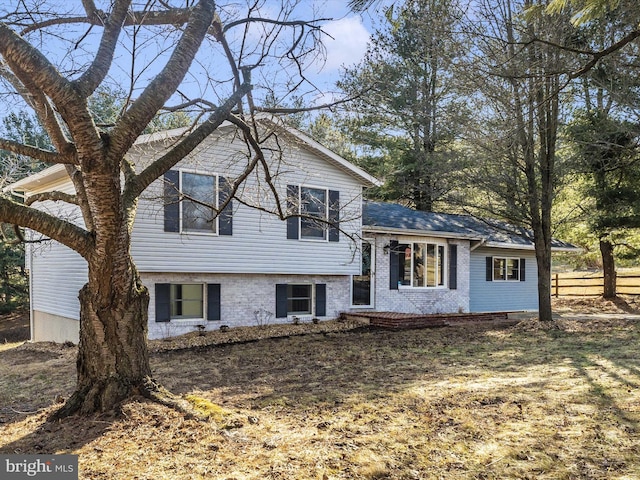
[413,243,426,287]
[438,245,445,286]
[182,172,216,233]
[399,244,411,286]
[493,258,506,281]
[426,244,436,287]
[507,258,520,281]
[287,284,311,314]
[300,187,327,239]
[170,283,203,319]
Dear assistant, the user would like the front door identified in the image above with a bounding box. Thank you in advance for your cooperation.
[352,240,374,307]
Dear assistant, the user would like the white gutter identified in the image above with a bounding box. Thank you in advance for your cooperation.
[1,164,68,194]
[484,241,581,253]
[362,225,482,241]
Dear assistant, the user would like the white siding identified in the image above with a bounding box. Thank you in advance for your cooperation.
[30,239,86,321]
[131,129,363,276]
[28,198,87,322]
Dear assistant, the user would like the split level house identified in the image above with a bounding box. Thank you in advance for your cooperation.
[5,118,578,343]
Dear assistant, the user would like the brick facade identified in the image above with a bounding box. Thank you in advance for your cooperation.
[144,272,350,339]
[364,235,471,315]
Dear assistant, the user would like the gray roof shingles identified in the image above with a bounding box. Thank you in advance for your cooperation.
[362,201,577,250]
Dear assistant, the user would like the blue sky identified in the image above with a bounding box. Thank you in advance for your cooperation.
[0,1,391,113]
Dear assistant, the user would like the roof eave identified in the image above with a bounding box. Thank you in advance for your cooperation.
[362,225,482,241]
[259,117,382,188]
[2,164,68,194]
[484,241,581,252]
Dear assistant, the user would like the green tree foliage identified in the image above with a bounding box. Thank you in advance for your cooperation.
[564,111,640,295]
[0,111,50,312]
[338,0,469,211]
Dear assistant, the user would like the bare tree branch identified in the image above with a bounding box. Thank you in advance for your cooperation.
[0,196,93,258]
[109,0,217,159]
[0,138,70,164]
[73,0,131,98]
[24,191,78,207]
[125,81,252,201]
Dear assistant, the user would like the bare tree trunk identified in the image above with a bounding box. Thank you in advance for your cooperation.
[54,255,154,417]
[535,240,553,322]
[600,237,616,299]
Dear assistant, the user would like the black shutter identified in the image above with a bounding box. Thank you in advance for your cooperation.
[218,176,233,236]
[520,258,526,282]
[164,171,180,232]
[389,240,399,290]
[155,283,171,322]
[276,284,288,318]
[449,244,458,290]
[207,284,221,321]
[315,284,326,316]
[286,185,300,240]
[486,257,493,281]
[328,190,340,242]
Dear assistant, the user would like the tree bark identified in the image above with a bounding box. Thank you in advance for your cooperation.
[535,240,554,322]
[53,256,154,417]
[600,237,616,299]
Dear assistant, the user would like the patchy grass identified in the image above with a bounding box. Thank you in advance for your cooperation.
[1,311,640,479]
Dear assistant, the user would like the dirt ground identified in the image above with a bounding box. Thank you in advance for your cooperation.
[0,309,29,344]
[1,298,639,479]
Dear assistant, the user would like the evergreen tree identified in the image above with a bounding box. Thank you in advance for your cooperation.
[338,0,468,211]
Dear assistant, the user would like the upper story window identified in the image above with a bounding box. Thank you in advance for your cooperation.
[286,185,340,242]
[397,242,446,288]
[300,186,328,240]
[181,172,217,234]
[163,170,233,236]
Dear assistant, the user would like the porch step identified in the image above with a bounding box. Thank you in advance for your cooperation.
[345,311,512,330]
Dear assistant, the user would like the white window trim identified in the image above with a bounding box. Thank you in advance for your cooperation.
[398,241,448,290]
[169,283,206,322]
[286,283,315,316]
[179,168,219,236]
[492,256,521,282]
[298,184,329,242]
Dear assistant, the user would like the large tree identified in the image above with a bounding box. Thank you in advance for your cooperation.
[459,0,574,322]
[0,0,332,416]
[560,3,640,297]
[338,0,468,211]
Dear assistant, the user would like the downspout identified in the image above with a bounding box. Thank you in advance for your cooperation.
[470,239,487,252]
[28,243,34,342]
[8,190,33,341]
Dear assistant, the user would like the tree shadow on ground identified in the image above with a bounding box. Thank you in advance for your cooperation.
[0,408,117,455]
[1,317,639,475]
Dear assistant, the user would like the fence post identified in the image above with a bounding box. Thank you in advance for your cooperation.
[554,273,559,298]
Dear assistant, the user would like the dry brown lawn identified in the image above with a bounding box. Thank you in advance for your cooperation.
[1,302,640,479]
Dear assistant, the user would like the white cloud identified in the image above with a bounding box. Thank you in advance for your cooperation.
[321,16,371,72]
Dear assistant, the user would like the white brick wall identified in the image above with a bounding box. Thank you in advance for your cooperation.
[144,272,350,339]
[364,235,470,315]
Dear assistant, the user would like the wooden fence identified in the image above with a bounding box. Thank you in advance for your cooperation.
[551,273,640,297]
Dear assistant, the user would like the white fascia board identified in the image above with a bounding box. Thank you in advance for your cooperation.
[258,116,382,188]
[2,164,68,194]
[362,226,482,241]
[484,241,581,253]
